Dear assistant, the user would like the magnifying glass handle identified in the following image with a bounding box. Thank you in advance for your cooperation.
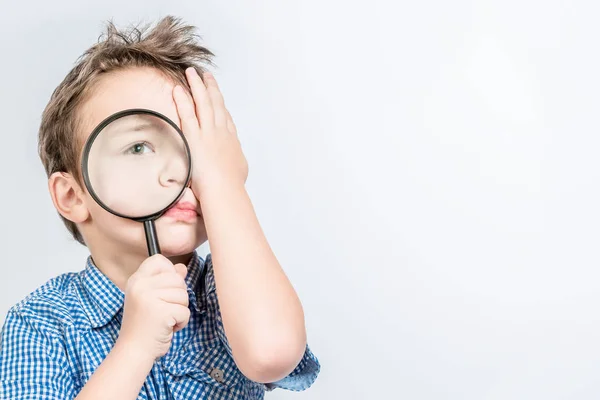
[143,220,161,256]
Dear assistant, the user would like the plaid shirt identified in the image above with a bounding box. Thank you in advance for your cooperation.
[0,252,320,399]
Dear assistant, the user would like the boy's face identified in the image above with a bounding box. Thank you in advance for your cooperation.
[76,67,206,257]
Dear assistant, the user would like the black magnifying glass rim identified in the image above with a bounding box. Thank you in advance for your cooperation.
[81,108,192,222]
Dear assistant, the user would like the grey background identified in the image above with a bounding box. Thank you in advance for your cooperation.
[1,0,599,398]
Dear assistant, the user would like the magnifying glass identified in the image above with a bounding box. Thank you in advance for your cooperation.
[81,109,192,256]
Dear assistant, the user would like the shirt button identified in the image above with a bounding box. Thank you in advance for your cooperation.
[210,367,225,383]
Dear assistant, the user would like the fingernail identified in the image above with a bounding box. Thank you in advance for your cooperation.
[204,71,213,79]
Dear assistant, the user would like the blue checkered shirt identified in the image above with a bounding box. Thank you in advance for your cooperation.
[0,252,320,399]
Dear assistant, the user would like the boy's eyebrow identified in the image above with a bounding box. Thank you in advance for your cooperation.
[130,122,156,132]
[105,117,163,136]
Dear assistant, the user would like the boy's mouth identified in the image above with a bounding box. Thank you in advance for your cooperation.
[163,201,200,221]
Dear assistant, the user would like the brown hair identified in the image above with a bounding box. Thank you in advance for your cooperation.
[38,16,214,245]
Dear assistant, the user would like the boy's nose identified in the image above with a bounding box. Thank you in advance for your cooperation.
[158,157,187,188]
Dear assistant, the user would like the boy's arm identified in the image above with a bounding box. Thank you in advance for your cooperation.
[74,339,155,400]
[208,253,322,392]
[77,256,192,400]
[1,256,192,400]
[174,68,309,383]
[200,183,308,383]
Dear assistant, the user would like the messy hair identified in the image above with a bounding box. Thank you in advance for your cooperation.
[38,16,214,245]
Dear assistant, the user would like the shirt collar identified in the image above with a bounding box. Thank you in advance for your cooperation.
[79,251,205,329]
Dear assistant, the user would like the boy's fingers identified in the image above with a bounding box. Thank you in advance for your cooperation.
[168,304,191,331]
[153,272,187,290]
[173,321,187,333]
[138,254,173,276]
[173,263,188,280]
[173,85,201,143]
[225,109,237,136]
[203,72,228,128]
[185,67,214,129]
[158,288,189,307]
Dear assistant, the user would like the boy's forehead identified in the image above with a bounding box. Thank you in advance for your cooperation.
[78,67,181,141]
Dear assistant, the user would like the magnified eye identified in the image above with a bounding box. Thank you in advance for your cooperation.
[125,142,154,155]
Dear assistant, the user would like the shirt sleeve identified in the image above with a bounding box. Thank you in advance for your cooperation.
[0,310,75,400]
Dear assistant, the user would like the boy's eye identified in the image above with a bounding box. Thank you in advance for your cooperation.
[126,142,153,155]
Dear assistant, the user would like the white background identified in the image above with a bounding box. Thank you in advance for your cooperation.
[1,1,599,398]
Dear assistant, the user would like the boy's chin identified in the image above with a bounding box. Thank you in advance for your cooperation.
[155,235,203,257]
[108,220,205,258]
[154,220,206,255]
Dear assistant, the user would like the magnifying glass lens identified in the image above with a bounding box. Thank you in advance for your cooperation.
[86,113,189,219]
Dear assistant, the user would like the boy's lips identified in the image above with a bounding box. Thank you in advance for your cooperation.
[163,201,200,221]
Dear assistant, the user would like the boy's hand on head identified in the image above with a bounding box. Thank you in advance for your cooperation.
[117,254,190,361]
[172,68,248,198]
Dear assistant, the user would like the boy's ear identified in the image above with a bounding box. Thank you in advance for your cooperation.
[48,171,90,223]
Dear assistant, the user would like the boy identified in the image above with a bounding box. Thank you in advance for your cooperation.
[0,16,320,399]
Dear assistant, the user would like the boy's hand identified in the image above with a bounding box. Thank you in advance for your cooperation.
[117,255,190,361]
[172,67,248,198]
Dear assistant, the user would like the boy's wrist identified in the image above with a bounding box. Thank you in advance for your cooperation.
[113,336,156,371]
[195,179,246,205]
[193,175,245,199]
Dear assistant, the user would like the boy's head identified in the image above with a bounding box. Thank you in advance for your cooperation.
[39,16,212,258]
